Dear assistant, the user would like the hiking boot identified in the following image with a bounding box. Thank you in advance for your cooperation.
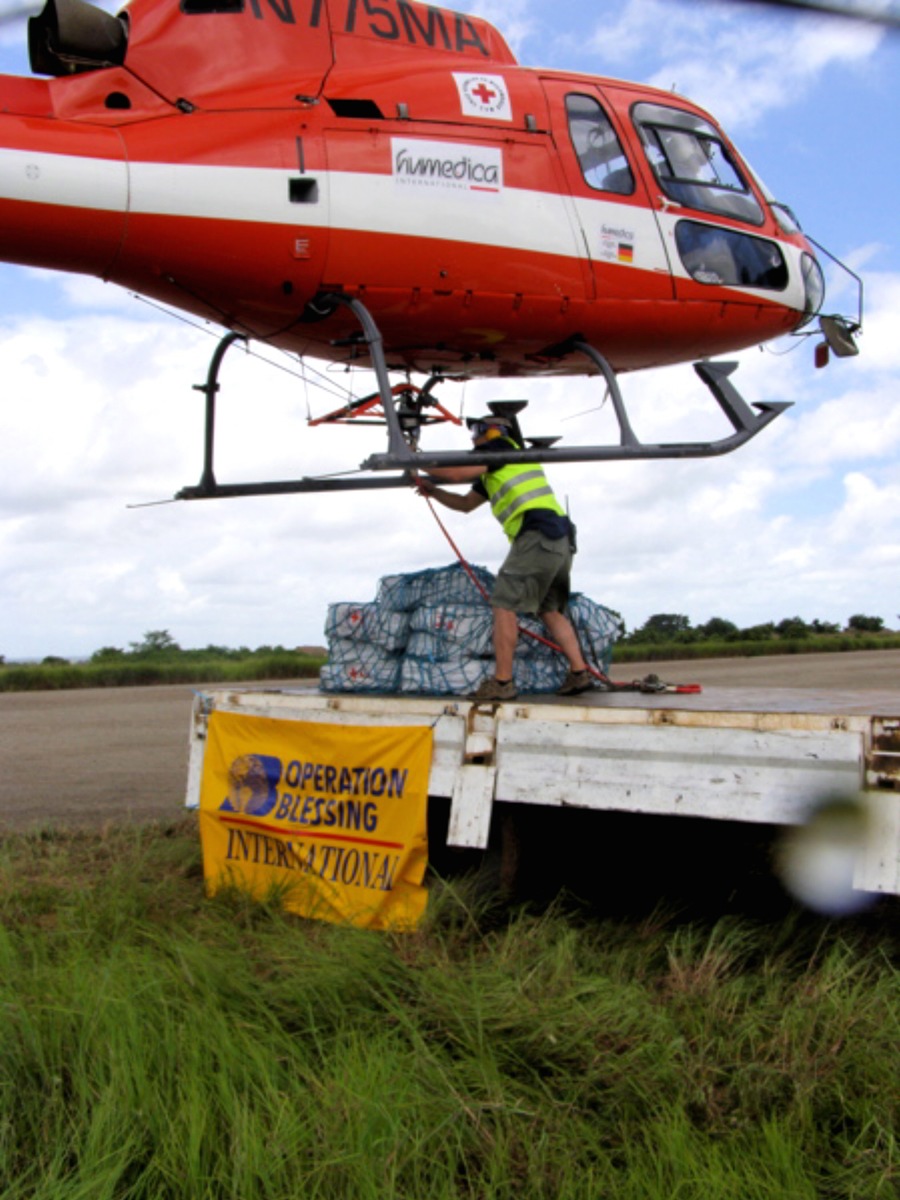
[557,668,593,696]
[470,677,518,702]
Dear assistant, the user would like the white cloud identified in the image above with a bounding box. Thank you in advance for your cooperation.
[455,0,535,56]
[537,0,884,132]
[854,272,900,372]
[787,382,900,468]
[55,275,148,313]
[830,470,900,543]
[651,15,881,131]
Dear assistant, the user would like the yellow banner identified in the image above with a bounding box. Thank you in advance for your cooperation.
[199,711,433,930]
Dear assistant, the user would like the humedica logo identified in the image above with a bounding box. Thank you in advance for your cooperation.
[392,137,503,193]
[219,754,283,818]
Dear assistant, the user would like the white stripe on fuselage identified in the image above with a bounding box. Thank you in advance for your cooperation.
[0,147,127,211]
[0,147,804,310]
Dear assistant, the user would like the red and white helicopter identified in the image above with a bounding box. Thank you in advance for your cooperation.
[0,0,866,498]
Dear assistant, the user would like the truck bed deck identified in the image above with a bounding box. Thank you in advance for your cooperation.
[519,684,900,716]
[187,675,900,900]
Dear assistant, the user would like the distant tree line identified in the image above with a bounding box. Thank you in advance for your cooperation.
[87,629,298,663]
[622,612,890,645]
[0,631,317,670]
[0,631,326,692]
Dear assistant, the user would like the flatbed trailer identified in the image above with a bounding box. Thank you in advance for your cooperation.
[186,683,900,902]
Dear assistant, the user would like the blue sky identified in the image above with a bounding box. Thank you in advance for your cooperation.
[0,0,898,658]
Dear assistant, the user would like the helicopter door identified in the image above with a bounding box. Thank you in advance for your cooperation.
[539,79,675,303]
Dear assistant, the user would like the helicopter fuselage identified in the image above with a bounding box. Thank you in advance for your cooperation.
[0,0,825,378]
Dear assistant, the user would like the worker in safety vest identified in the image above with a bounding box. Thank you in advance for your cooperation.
[416,413,593,701]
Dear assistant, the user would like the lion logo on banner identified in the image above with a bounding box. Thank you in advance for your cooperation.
[220,754,282,817]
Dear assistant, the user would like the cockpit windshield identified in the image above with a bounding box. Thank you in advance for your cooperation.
[632,102,763,225]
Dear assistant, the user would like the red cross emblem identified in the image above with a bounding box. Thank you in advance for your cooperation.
[455,73,511,121]
[471,82,497,106]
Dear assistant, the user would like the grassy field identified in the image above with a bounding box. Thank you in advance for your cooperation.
[0,652,324,692]
[1,821,898,1199]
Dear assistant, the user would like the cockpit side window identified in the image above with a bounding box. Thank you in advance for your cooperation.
[675,221,788,289]
[633,102,763,225]
[565,94,634,196]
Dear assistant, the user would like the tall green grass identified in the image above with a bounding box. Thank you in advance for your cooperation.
[1,822,898,1199]
[0,653,324,692]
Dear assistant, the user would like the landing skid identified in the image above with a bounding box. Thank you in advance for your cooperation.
[176,294,791,501]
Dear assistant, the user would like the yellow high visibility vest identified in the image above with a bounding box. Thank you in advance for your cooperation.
[483,454,565,541]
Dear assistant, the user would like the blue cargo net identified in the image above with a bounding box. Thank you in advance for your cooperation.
[320,563,621,696]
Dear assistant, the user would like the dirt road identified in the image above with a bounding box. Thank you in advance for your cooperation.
[2,651,898,833]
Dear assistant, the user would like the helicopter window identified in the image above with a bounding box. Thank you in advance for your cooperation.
[565,94,634,195]
[633,102,763,225]
[675,220,788,290]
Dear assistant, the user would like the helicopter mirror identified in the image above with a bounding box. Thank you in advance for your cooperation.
[819,314,860,358]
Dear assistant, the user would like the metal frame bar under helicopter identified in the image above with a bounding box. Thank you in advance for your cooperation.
[175,293,791,501]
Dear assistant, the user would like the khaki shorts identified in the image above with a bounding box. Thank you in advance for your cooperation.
[491,531,572,615]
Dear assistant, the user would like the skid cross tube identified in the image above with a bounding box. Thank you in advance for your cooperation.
[321,292,417,464]
[572,339,639,447]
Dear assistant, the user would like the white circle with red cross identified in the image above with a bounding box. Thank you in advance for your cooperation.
[453,73,512,121]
